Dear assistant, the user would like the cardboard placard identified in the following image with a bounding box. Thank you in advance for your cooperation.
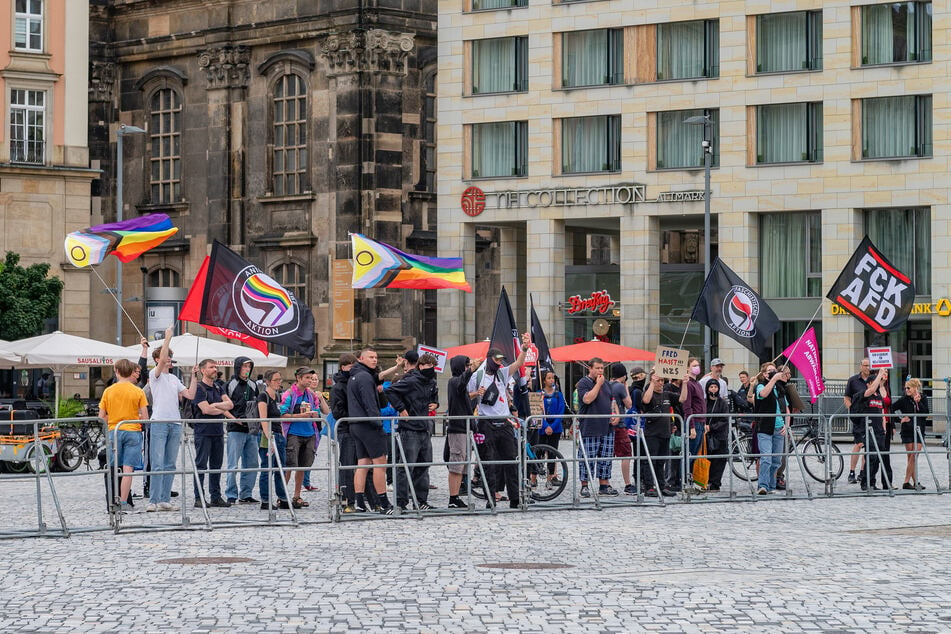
[417,344,448,373]
[867,346,893,370]
[523,344,539,367]
[528,392,545,417]
[654,346,689,379]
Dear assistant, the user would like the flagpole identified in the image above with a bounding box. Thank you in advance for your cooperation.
[772,302,823,367]
[90,266,146,342]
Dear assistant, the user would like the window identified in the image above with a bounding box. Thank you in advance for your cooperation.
[270,261,307,357]
[472,37,528,94]
[656,109,718,169]
[657,20,719,80]
[149,89,182,203]
[471,121,527,178]
[865,207,930,294]
[756,102,823,164]
[149,268,181,288]
[471,0,525,9]
[420,73,436,192]
[14,0,43,52]
[760,212,822,297]
[9,89,45,164]
[861,95,931,159]
[861,2,932,65]
[271,74,307,196]
[561,29,623,88]
[561,115,620,174]
[755,10,822,73]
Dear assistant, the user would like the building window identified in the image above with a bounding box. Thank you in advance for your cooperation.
[472,37,528,94]
[756,102,823,164]
[471,0,525,10]
[561,115,620,174]
[471,121,527,178]
[421,73,436,192]
[755,10,822,73]
[561,29,623,88]
[861,2,932,65]
[272,262,307,304]
[865,207,930,294]
[9,89,45,164]
[149,89,182,203]
[271,74,307,196]
[656,109,719,169]
[149,268,181,288]
[14,0,43,52]
[657,20,719,80]
[861,95,931,159]
[760,212,822,297]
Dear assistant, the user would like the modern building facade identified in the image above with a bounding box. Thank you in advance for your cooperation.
[437,0,948,385]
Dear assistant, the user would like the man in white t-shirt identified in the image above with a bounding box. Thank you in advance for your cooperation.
[146,326,198,512]
[467,332,530,509]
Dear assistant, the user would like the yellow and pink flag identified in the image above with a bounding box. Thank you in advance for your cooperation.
[65,213,178,267]
[350,233,471,292]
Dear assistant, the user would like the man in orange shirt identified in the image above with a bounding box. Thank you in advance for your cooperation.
[99,358,149,513]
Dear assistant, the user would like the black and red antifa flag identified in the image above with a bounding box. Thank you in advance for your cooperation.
[827,236,915,334]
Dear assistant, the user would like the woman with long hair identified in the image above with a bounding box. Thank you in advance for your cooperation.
[537,370,567,488]
[893,378,930,490]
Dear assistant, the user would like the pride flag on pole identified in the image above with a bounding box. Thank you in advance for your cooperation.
[65,213,178,267]
[350,233,471,291]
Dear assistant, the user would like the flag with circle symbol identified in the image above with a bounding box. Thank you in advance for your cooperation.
[65,213,178,267]
[350,233,471,291]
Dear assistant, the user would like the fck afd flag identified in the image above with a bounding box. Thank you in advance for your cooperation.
[826,236,915,334]
[690,258,781,358]
[199,240,316,358]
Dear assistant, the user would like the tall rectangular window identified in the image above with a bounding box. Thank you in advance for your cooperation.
[862,95,931,159]
[657,20,719,80]
[756,102,823,164]
[865,207,930,294]
[472,37,528,94]
[561,29,623,88]
[862,2,932,65]
[561,115,620,174]
[9,89,45,164]
[149,89,182,203]
[471,0,526,10]
[656,109,719,169]
[471,121,527,178]
[272,74,308,196]
[14,0,43,52]
[760,212,822,297]
[756,10,822,72]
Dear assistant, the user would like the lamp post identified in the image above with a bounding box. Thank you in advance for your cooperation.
[115,124,146,345]
[685,115,713,369]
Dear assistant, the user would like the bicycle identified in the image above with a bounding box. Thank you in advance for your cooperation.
[55,419,105,472]
[730,418,844,483]
[468,421,570,502]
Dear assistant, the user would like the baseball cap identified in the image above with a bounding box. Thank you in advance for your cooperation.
[295,366,317,378]
[403,349,419,365]
[711,358,725,367]
[487,348,506,362]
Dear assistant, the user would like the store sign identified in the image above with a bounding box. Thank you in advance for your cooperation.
[460,186,485,217]
[480,185,647,210]
[567,290,615,315]
[831,298,951,317]
[655,190,705,202]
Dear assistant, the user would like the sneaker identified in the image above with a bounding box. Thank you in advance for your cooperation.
[417,502,434,511]
[158,502,177,511]
[304,485,319,492]
[623,484,638,495]
[448,497,467,509]
[379,505,395,516]
[353,502,370,513]
[146,503,158,512]
[645,488,658,497]
[238,497,259,504]
[707,487,721,492]
[210,497,232,508]
[194,499,205,508]
[118,501,133,514]
[227,497,238,505]
[915,483,926,490]
[170,491,179,498]
[599,485,620,497]
[847,472,857,484]
[342,505,358,514]
[580,486,590,498]
[860,484,868,492]
[757,487,768,495]
[386,484,393,492]
[902,482,915,490]
[276,499,291,510]
[660,488,676,497]
[550,477,563,486]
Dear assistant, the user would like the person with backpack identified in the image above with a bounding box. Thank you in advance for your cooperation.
[224,356,260,505]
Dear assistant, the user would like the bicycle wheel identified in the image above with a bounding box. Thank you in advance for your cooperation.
[730,434,757,481]
[56,440,83,472]
[799,437,845,482]
[529,446,569,502]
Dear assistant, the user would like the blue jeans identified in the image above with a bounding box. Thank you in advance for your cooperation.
[111,429,143,469]
[225,431,259,501]
[757,432,785,491]
[148,422,182,504]
[258,433,288,503]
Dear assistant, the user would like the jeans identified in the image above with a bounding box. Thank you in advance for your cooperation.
[148,422,182,504]
[225,431,259,501]
[258,433,288,503]
[757,432,785,491]
[395,429,432,507]
[193,434,225,501]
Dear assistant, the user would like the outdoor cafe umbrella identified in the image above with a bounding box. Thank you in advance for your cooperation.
[549,340,655,363]
[442,340,489,360]
[0,340,20,364]
[127,332,288,369]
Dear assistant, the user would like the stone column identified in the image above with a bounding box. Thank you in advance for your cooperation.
[526,218,565,347]
[499,225,526,326]
[822,208,864,378]
[439,221,477,347]
[620,211,656,351]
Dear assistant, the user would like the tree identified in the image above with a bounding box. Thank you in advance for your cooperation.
[0,252,64,341]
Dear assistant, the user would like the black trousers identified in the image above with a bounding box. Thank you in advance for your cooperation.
[641,435,669,491]
[193,435,224,500]
[479,421,519,505]
[395,429,432,507]
[337,429,356,505]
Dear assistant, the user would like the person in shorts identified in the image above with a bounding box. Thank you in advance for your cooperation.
[280,367,329,509]
[346,348,395,514]
[98,358,149,513]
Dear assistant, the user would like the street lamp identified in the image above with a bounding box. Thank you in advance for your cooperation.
[115,124,146,345]
[685,114,713,370]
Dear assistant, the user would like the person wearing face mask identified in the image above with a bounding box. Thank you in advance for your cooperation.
[703,380,730,491]
[683,358,706,483]
[384,353,440,511]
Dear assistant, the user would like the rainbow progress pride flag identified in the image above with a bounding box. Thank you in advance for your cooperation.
[350,233,471,292]
[65,213,178,267]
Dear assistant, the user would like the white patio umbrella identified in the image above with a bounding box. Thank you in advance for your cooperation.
[128,332,288,369]
[0,340,21,364]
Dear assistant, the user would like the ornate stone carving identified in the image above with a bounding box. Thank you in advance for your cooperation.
[320,29,415,77]
[197,45,250,89]
[89,61,116,102]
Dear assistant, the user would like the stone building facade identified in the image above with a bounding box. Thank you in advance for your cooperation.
[89,0,439,375]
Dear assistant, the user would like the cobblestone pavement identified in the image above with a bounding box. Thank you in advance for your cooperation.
[2,436,950,632]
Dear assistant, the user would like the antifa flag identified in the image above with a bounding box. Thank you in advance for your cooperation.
[199,241,316,358]
[690,258,781,358]
[179,256,269,356]
[826,236,915,334]
[530,296,554,390]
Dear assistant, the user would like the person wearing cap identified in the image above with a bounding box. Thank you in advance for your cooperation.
[699,358,728,398]
[608,364,635,494]
[576,357,620,498]
[280,367,329,508]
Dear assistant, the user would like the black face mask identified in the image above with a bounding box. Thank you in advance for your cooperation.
[420,368,436,380]
[486,359,500,374]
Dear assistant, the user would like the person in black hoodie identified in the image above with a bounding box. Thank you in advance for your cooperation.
[330,352,360,512]
[385,353,439,511]
[703,379,730,491]
[346,347,394,514]
[224,356,259,504]
[446,354,482,508]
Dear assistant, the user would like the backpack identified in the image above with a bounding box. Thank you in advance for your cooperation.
[227,377,259,419]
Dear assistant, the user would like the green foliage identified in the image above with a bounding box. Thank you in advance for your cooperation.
[56,398,86,419]
[0,252,63,341]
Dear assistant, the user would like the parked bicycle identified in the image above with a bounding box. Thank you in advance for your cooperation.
[730,418,844,483]
[469,421,569,502]
[55,420,105,472]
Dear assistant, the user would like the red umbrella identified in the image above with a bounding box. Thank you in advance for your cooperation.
[550,341,654,363]
[442,340,489,359]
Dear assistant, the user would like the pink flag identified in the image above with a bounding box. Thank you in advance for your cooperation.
[782,327,824,403]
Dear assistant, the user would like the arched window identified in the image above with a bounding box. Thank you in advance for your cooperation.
[149,267,180,288]
[271,74,307,196]
[149,88,182,203]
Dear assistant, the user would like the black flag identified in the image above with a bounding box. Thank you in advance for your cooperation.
[199,240,316,358]
[530,296,554,389]
[489,286,520,362]
[826,236,915,334]
[690,258,780,358]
